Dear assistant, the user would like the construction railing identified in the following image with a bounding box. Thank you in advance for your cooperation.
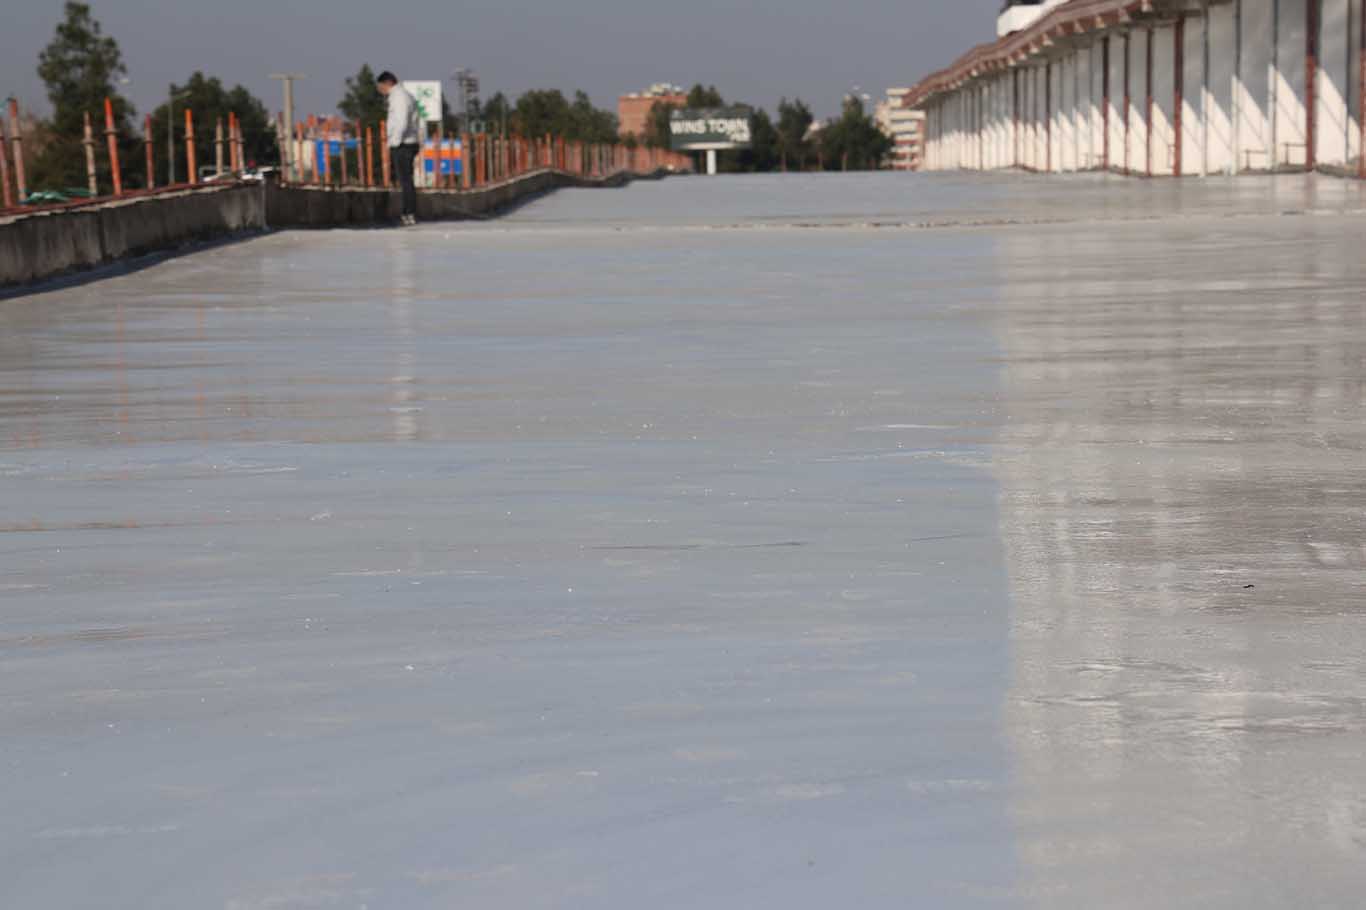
[0,96,258,214]
[275,118,692,190]
[2,97,693,215]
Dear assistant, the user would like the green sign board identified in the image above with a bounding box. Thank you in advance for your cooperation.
[670,108,754,151]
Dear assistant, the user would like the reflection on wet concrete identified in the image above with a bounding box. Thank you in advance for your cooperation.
[993,212,1366,906]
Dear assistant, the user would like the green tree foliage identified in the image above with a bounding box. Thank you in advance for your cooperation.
[441,97,459,136]
[480,93,513,134]
[643,100,678,149]
[510,90,617,143]
[776,98,814,171]
[568,91,617,142]
[32,2,135,190]
[338,64,387,130]
[443,93,512,135]
[736,108,779,172]
[685,84,725,108]
[819,96,892,171]
[148,72,275,183]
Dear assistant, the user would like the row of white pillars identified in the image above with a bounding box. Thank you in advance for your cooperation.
[922,0,1364,176]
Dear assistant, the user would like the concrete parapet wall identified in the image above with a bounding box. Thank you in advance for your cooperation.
[0,183,266,288]
[264,168,638,229]
[2,168,662,290]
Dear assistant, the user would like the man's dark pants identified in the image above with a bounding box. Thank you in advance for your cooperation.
[393,143,419,218]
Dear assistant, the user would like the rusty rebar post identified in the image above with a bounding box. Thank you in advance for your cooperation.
[434,121,444,188]
[0,116,13,208]
[323,137,333,186]
[144,115,155,189]
[83,111,99,195]
[105,98,123,196]
[215,118,226,176]
[355,120,363,187]
[185,108,197,185]
[460,133,471,189]
[339,130,349,186]
[9,98,28,201]
[365,127,374,187]
[380,121,391,187]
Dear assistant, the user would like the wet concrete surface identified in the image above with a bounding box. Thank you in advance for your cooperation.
[2,172,1364,908]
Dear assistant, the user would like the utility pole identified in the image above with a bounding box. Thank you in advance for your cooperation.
[451,69,479,134]
[166,86,191,185]
[271,73,305,181]
[167,88,176,184]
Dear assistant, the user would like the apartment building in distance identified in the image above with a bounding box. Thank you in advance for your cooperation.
[876,89,927,170]
[618,84,688,139]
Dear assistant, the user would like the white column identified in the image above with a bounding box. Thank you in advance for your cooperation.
[1275,0,1310,168]
[1152,23,1178,175]
[1108,34,1127,171]
[1059,53,1075,170]
[1036,65,1045,170]
[1238,0,1274,170]
[1317,0,1352,166]
[1209,1,1238,173]
[1183,13,1207,175]
[1128,31,1150,174]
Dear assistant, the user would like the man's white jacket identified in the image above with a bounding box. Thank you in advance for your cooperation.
[386,85,421,147]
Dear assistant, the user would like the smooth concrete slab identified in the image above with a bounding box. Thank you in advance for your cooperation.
[2,173,1365,908]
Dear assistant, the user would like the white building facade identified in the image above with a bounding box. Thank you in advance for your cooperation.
[877,89,929,170]
[912,0,1364,177]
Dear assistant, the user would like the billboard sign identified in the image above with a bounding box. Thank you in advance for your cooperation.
[403,81,444,124]
[670,108,753,151]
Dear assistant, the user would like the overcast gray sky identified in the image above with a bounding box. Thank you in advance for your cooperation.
[3,0,987,121]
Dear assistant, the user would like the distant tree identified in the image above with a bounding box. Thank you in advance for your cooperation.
[737,108,779,172]
[686,84,725,109]
[149,72,274,182]
[512,89,568,139]
[481,92,513,134]
[776,98,814,171]
[643,99,679,149]
[32,2,135,190]
[819,96,891,171]
[569,90,618,142]
[511,89,617,143]
[338,64,387,130]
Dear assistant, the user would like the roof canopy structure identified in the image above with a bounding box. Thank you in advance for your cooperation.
[906,0,1195,108]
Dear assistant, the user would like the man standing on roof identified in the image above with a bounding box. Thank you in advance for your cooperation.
[377,71,421,226]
